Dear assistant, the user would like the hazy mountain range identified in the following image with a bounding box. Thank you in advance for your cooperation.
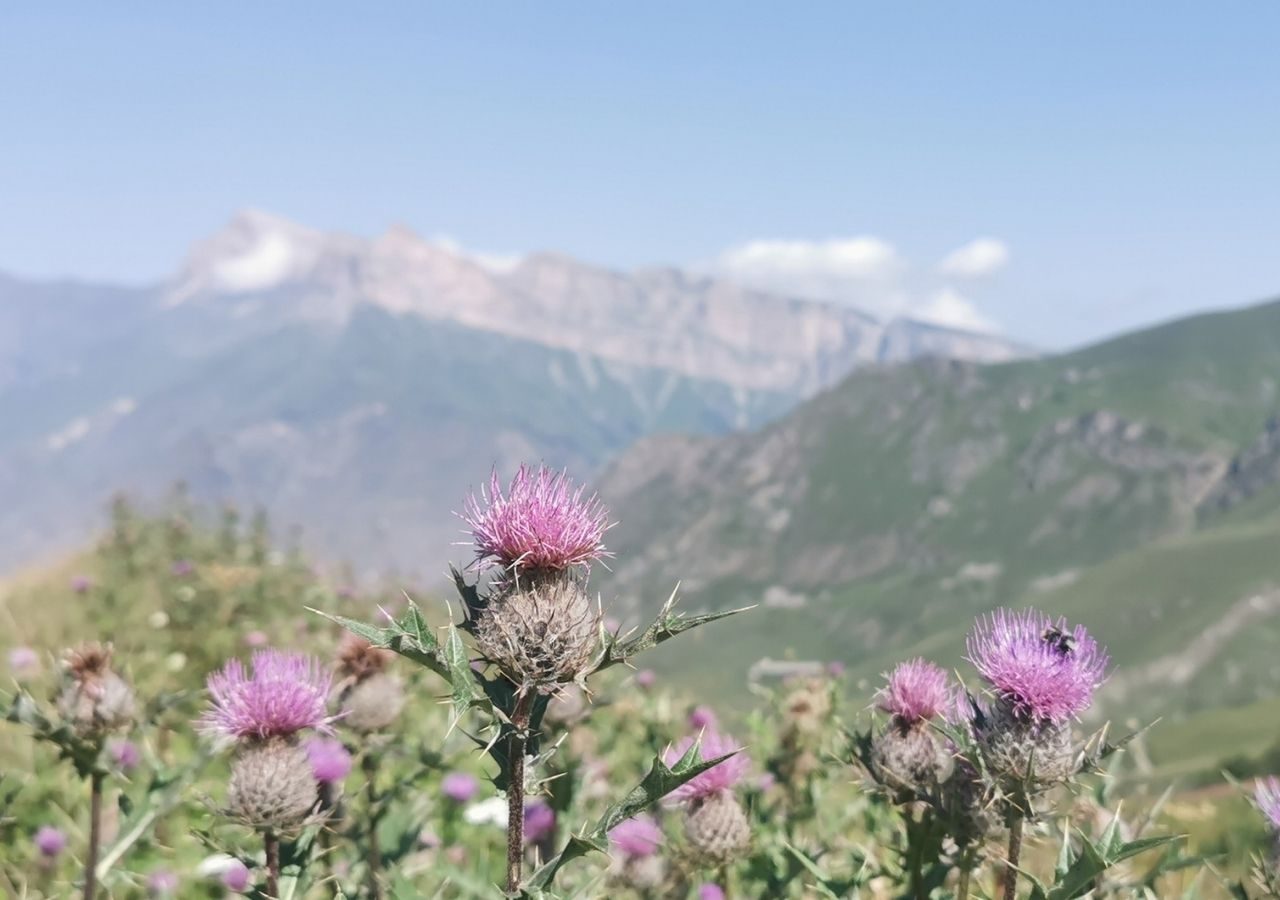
[0,210,1022,574]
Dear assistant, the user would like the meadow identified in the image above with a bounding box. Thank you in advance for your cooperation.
[1,470,1276,899]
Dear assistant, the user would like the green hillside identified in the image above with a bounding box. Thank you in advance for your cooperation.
[598,295,1280,767]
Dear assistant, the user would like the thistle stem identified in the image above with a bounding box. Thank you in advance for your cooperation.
[1002,812,1024,900]
[505,692,534,893]
[83,771,103,900]
[955,847,974,900]
[264,831,280,898]
[364,753,383,900]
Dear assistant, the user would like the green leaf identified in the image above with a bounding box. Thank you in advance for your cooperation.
[1110,834,1185,866]
[275,825,321,900]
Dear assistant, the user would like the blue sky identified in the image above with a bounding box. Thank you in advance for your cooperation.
[2,3,1278,348]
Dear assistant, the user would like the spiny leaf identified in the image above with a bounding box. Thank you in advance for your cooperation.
[595,584,752,672]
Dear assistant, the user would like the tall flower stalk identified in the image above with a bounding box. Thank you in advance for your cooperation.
[461,465,611,891]
[965,609,1109,900]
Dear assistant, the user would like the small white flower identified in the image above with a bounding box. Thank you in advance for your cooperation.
[463,795,508,827]
[196,853,239,878]
[148,611,170,629]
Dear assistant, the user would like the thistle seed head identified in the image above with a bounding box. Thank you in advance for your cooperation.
[972,695,1078,788]
[684,790,750,864]
[227,738,318,831]
[474,574,600,687]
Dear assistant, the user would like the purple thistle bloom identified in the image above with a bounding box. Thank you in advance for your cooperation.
[664,730,750,802]
[199,650,334,742]
[609,814,663,858]
[305,737,352,784]
[8,646,39,677]
[699,884,726,900]
[147,868,179,896]
[461,465,611,574]
[34,825,66,858]
[441,771,479,804]
[876,658,953,725]
[221,860,251,893]
[635,668,657,690]
[109,738,141,772]
[688,705,718,731]
[523,800,556,845]
[243,630,269,648]
[826,660,847,678]
[171,559,194,577]
[1256,776,1280,831]
[966,608,1108,723]
[70,574,93,594]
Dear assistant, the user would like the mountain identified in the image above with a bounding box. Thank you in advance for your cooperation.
[0,210,1022,575]
[593,296,1280,732]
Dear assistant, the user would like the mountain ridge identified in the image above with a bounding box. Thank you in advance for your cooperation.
[0,210,1024,575]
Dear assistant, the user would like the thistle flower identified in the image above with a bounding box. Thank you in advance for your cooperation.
[147,868,179,897]
[876,658,952,726]
[441,772,479,804]
[635,669,657,690]
[688,705,718,731]
[8,645,39,677]
[663,730,750,804]
[70,574,93,594]
[609,815,663,858]
[966,608,1108,724]
[171,559,194,577]
[826,660,846,678]
[965,610,1108,789]
[461,465,610,575]
[1256,776,1280,832]
[34,825,66,858]
[109,738,141,773]
[608,814,666,888]
[699,885,726,900]
[57,642,135,737]
[199,650,333,743]
[304,737,352,785]
[221,860,251,893]
[523,800,556,845]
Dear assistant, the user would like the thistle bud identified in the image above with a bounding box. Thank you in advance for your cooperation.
[684,790,750,864]
[474,575,600,687]
[56,643,135,738]
[869,659,954,795]
[334,635,404,733]
[227,739,318,830]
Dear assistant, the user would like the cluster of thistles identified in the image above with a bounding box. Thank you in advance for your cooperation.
[462,465,610,690]
[863,608,1111,848]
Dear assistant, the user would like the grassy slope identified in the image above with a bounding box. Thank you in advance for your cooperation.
[606,297,1280,776]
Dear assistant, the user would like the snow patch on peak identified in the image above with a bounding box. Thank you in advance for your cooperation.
[213,228,300,292]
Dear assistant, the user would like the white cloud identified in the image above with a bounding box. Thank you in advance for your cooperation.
[705,234,1007,332]
[914,287,999,333]
[710,237,908,313]
[938,238,1010,278]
